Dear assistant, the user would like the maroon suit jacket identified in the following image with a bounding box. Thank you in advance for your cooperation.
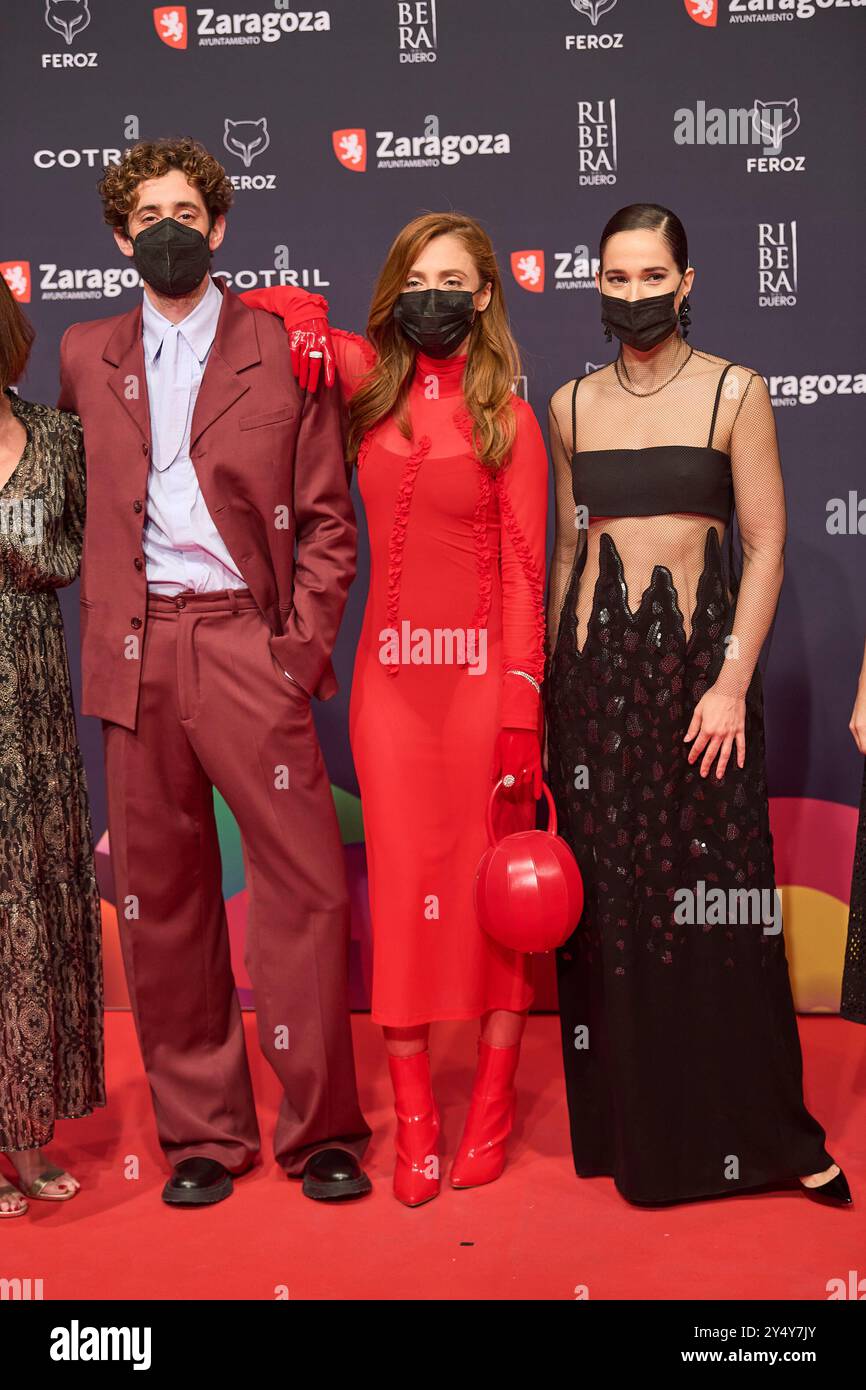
[57,275,356,730]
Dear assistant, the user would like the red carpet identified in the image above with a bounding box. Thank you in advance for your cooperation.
[4,1013,865,1301]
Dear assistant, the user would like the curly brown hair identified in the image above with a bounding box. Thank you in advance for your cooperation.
[97,137,234,234]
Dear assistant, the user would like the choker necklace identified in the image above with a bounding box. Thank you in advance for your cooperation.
[615,338,694,398]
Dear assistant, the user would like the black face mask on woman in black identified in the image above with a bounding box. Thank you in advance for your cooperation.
[131,217,213,298]
[599,273,685,352]
[392,288,479,359]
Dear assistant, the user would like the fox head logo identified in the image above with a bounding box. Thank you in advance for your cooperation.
[45,0,91,44]
[511,251,545,294]
[223,118,270,168]
[684,0,717,25]
[332,129,367,172]
[153,6,188,48]
[752,98,801,150]
[570,0,618,24]
[1,262,32,304]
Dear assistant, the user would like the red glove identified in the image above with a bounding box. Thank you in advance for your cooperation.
[290,318,337,393]
[494,728,543,799]
[236,287,336,392]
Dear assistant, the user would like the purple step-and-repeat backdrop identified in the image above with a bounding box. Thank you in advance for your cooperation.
[2,0,864,1007]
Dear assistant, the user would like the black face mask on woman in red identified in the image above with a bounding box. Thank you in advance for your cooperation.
[392,288,478,359]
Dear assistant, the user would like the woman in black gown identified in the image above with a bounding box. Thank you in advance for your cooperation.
[545,203,849,1206]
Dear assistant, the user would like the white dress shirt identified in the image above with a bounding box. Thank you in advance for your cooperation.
[141,275,245,594]
[140,275,302,689]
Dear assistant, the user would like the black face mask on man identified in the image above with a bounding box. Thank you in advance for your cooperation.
[392,288,478,359]
[599,273,685,352]
[131,217,213,297]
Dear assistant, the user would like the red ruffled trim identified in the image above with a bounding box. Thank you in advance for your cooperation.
[332,327,377,370]
[454,407,492,664]
[453,404,476,453]
[385,434,432,675]
[464,468,493,666]
[454,405,544,684]
[356,430,374,471]
[495,472,547,685]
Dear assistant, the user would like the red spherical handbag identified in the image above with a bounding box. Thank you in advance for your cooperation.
[473,779,584,954]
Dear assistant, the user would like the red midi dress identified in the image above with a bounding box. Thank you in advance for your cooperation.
[334,334,548,1026]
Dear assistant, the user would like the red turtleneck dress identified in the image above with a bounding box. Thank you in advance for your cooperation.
[336,334,548,1026]
[235,287,548,1026]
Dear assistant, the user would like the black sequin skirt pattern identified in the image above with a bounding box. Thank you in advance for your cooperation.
[545,527,832,1204]
[841,759,866,1025]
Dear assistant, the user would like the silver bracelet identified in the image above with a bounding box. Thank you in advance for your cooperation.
[506,668,541,695]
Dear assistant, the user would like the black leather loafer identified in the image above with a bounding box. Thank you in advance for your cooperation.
[161,1157,234,1207]
[301,1148,372,1201]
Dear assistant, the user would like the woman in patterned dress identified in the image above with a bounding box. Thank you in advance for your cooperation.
[0,274,104,1216]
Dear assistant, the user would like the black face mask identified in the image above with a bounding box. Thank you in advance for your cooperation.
[393,289,478,359]
[131,217,212,297]
[600,275,685,351]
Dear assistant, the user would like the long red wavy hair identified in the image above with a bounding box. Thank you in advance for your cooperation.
[346,212,521,471]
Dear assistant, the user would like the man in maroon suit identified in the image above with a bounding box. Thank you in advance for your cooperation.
[58,137,371,1205]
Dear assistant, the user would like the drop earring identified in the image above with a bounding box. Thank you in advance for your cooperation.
[678,295,692,338]
[603,323,612,342]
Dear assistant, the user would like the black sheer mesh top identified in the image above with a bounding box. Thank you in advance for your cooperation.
[569,362,734,524]
[547,337,787,674]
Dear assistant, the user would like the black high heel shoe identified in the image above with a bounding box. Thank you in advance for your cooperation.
[799,1166,853,1207]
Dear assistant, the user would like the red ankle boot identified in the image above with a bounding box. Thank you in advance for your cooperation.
[388,1051,441,1207]
[451,1040,520,1189]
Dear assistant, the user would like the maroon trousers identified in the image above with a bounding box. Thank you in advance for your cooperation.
[103,588,370,1175]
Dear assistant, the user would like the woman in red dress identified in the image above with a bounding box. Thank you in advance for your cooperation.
[242,213,548,1204]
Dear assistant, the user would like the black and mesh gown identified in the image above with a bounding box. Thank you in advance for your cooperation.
[544,335,833,1204]
[0,387,104,1151]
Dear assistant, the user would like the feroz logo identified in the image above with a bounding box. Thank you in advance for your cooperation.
[398,2,438,63]
[1,263,31,304]
[752,98,800,150]
[224,118,270,167]
[684,0,718,25]
[566,0,624,49]
[332,129,367,172]
[153,7,188,48]
[571,0,618,22]
[758,221,798,307]
[511,251,545,293]
[673,99,806,173]
[45,0,91,44]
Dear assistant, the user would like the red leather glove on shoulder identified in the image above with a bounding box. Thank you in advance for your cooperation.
[237,286,336,391]
[289,318,336,392]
